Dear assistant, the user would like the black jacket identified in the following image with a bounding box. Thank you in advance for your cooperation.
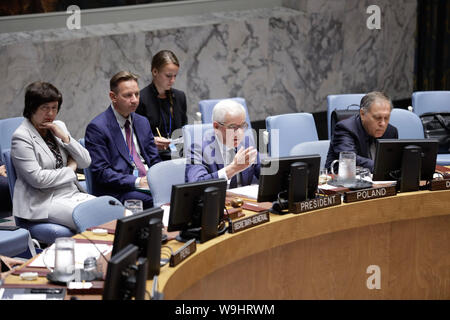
[136,83,187,138]
[325,115,398,172]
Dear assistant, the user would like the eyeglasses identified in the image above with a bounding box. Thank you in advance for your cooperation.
[217,121,248,131]
[38,105,58,113]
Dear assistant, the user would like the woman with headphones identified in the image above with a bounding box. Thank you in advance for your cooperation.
[137,50,187,161]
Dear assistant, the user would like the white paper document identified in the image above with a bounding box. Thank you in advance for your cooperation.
[227,184,259,200]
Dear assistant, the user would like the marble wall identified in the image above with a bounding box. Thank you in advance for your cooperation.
[0,1,416,139]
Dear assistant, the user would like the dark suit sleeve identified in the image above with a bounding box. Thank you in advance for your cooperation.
[185,142,219,183]
[138,117,162,167]
[85,122,136,190]
[331,122,374,171]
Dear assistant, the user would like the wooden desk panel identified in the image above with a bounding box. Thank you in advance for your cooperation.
[156,190,450,299]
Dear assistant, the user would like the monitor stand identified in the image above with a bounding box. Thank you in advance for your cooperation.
[399,145,422,192]
[271,162,308,214]
[177,186,224,243]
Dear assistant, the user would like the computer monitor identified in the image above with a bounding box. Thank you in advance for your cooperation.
[112,207,163,279]
[257,155,321,214]
[168,178,227,243]
[103,244,148,300]
[373,139,439,192]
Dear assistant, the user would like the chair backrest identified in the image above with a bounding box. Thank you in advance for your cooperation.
[78,138,94,195]
[289,140,331,169]
[72,196,124,233]
[389,108,425,139]
[2,150,16,199]
[198,97,252,129]
[0,116,24,161]
[327,94,365,139]
[147,158,187,208]
[183,123,257,160]
[265,113,318,157]
[412,91,450,117]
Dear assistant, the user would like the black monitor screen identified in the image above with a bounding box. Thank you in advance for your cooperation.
[112,207,163,259]
[257,155,321,203]
[373,139,439,181]
[168,178,227,233]
[103,244,147,300]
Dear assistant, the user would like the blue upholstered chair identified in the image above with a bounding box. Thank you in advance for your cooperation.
[327,94,365,139]
[3,150,74,245]
[411,91,450,117]
[0,116,24,162]
[290,140,331,169]
[183,123,256,160]
[411,91,450,165]
[0,228,36,257]
[147,158,187,208]
[389,108,425,139]
[198,97,252,129]
[265,113,319,158]
[72,196,124,233]
[78,138,93,194]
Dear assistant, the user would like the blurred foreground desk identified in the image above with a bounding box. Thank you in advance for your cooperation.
[158,189,450,299]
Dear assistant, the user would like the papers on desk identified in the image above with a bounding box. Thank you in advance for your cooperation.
[161,205,171,227]
[227,184,259,200]
[28,243,112,269]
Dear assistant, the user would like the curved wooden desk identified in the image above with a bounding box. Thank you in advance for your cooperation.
[156,189,450,299]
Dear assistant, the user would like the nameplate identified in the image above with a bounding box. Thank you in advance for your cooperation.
[344,186,397,203]
[230,211,270,234]
[430,179,450,191]
[291,194,342,214]
[170,239,196,267]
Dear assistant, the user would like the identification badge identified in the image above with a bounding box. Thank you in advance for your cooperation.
[169,143,177,153]
[132,163,139,177]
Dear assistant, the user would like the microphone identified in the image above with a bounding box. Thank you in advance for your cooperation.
[109,199,122,206]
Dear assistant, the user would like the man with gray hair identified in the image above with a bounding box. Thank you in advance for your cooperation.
[185,99,260,187]
[325,91,398,172]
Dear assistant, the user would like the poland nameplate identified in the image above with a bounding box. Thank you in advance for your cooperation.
[344,186,397,203]
[292,194,342,214]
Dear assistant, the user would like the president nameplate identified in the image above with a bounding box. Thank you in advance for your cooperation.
[430,179,450,191]
[230,211,270,234]
[344,186,397,203]
[170,239,196,267]
[292,194,342,214]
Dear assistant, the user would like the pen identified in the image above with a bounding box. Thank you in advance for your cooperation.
[156,127,162,138]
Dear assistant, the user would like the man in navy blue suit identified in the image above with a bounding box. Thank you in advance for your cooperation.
[185,99,260,188]
[325,91,398,172]
[85,71,161,208]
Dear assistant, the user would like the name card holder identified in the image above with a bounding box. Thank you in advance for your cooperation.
[344,186,397,203]
[230,211,270,234]
[291,194,342,214]
[170,239,197,267]
[430,179,450,191]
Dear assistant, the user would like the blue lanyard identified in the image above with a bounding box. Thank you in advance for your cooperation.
[160,103,172,137]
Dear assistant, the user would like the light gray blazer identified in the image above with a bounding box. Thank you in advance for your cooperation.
[11,119,91,220]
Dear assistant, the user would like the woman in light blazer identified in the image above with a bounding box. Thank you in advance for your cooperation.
[11,82,95,230]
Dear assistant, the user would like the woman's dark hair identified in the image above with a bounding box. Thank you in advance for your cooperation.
[23,82,62,119]
[151,50,179,72]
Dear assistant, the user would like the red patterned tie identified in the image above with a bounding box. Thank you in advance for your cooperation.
[124,120,146,177]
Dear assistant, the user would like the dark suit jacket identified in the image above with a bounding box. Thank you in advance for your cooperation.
[325,115,398,172]
[136,83,187,138]
[185,134,260,187]
[85,106,161,200]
